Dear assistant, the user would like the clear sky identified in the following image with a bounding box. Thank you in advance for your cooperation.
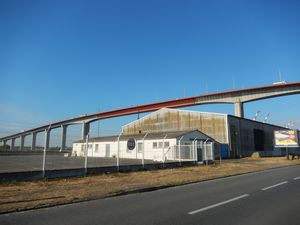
[0,0,300,146]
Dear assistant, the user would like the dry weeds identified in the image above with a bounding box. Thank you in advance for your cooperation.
[0,157,299,213]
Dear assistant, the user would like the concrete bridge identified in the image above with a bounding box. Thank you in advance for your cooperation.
[1,82,300,151]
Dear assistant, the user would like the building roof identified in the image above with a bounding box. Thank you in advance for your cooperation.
[73,130,212,143]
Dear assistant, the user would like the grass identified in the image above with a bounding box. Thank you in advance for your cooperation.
[0,157,299,214]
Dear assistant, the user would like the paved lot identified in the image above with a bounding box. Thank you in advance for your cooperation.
[0,152,161,173]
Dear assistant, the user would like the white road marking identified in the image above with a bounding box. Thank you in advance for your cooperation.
[188,194,249,215]
[261,181,288,191]
[293,177,300,180]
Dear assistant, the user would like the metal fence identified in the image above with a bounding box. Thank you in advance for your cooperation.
[0,140,216,178]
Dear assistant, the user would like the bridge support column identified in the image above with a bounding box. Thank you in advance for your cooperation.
[31,132,37,150]
[82,123,90,140]
[234,102,244,118]
[20,135,25,151]
[10,138,15,150]
[3,140,7,150]
[60,125,67,151]
[45,129,51,150]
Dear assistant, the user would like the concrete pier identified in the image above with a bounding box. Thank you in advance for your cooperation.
[234,102,244,118]
[60,125,67,151]
[20,135,25,151]
[31,133,37,150]
[45,129,51,150]
[10,138,15,150]
[3,140,7,149]
[82,123,90,140]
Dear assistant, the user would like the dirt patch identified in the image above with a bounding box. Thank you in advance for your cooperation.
[0,157,299,214]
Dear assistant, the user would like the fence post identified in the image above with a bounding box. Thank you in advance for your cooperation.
[142,133,148,169]
[117,132,122,171]
[211,142,214,161]
[178,136,183,166]
[162,134,167,168]
[192,138,197,164]
[204,138,209,166]
[192,144,194,161]
[42,130,47,178]
[204,144,206,165]
[84,134,89,175]
[192,142,194,162]
[42,125,51,178]
[195,140,198,163]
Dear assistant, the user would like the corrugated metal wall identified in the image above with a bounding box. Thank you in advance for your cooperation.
[122,108,228,144]
[228,116,289,157]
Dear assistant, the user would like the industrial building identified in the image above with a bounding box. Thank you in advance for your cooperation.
[121,108,297,157]
[73,108,299,160]
[72,130,216,162]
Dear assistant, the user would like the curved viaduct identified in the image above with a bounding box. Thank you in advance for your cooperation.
[1,82,300,150]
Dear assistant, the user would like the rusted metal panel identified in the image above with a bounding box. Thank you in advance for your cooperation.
[122,108,228,143]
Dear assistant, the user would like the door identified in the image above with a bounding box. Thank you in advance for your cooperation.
[136,142,143,159]
[253,129,264,151]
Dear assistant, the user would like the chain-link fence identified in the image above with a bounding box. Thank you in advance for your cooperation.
[0,136,217,181]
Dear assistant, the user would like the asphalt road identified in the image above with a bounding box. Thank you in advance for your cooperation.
[1,165,300,225]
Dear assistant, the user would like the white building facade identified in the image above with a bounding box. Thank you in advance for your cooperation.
[72,130,216,162]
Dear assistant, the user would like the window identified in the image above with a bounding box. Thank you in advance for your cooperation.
[158,142,163,148]
[153,142,157,149]
[81,144,85,152]
[153,141,168,149]
[95,144,99,153]
[138,142,143,153]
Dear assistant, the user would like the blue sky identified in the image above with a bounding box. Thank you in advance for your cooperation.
[0,0,300,146]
